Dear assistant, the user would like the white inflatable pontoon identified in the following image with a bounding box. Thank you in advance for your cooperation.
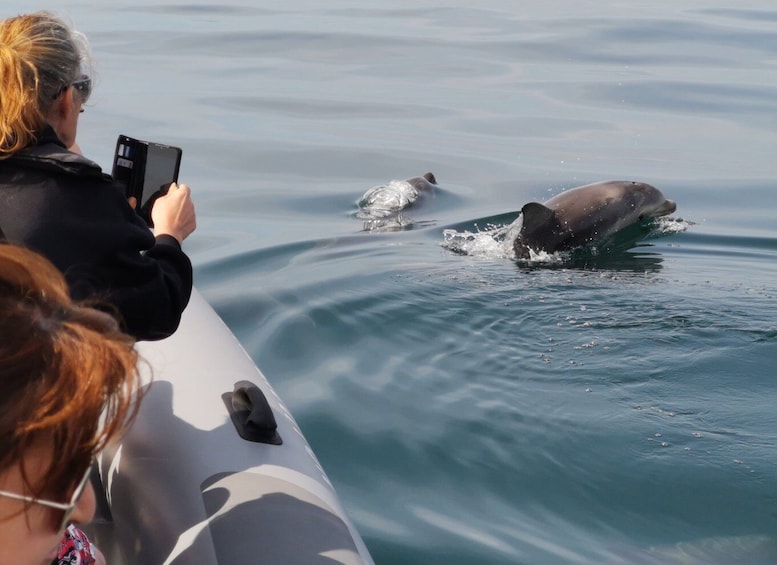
[88,289,374,565]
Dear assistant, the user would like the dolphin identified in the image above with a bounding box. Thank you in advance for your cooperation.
[357,172,437,218]
[356,172,438,231]
[513,180,676,259]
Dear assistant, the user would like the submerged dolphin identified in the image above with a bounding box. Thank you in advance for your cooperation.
[356,172,438,231]
[357,172,437,218]
[513,180,676,259]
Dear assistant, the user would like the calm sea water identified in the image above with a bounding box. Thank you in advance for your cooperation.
[9,1,777,563]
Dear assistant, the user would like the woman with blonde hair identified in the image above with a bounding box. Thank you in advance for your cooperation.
[0,11,196,341]
[0,243,142,565]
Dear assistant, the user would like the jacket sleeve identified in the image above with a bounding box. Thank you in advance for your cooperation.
[101,231,193,341]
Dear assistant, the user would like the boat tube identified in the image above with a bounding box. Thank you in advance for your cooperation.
[88,289,374,565]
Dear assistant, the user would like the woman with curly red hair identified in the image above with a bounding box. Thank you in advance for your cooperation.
[0,244,143,564]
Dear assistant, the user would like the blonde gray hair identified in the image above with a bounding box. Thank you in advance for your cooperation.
[0,11,93,157]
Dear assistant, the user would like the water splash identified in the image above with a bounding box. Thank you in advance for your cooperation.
[357,180,420,219]
[441,215,565,263]
[440,218,520,260]
[441,215,692,262]
[644,216,693,239]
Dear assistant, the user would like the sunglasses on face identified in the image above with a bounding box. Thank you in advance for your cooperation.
[71,75,91,104]
[0,463,92,532]
[53,74,92,105]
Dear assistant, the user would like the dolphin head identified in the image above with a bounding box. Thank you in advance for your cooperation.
[629,181,676,219]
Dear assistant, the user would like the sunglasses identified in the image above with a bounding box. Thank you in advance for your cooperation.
[71,75,92,104]
[53,74,92,105]
[0,463,92,532]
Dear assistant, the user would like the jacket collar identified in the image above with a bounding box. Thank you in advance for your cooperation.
[4,125,106,178]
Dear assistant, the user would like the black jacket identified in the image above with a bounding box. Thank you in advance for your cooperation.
[0,128,192,340]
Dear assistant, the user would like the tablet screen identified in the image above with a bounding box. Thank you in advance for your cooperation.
[141,142,181,207]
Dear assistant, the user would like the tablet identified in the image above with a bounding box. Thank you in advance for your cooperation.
[112,134,182,225]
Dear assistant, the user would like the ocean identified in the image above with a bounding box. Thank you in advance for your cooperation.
[7,1,777,563]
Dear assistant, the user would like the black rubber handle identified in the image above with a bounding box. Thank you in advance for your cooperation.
[222,380,282,445]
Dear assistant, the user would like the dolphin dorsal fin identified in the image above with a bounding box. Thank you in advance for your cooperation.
[520,202,557,236]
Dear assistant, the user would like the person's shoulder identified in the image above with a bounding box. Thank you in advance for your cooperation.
[9,143,106,179]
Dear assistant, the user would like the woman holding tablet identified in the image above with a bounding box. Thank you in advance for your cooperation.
[0,11,196,340]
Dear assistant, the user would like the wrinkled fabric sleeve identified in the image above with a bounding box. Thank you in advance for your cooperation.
[102,232,193,341]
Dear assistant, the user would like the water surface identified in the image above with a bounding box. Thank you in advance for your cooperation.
[7,2,777,563]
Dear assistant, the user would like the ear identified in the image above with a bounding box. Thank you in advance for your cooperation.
[46,87,80,148]
[63,87,81,118]
[49,87,75,118]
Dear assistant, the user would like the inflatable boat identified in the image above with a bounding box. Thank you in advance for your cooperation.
[88,289,374,565]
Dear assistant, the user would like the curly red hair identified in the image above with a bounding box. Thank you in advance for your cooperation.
[0,244,142,521]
